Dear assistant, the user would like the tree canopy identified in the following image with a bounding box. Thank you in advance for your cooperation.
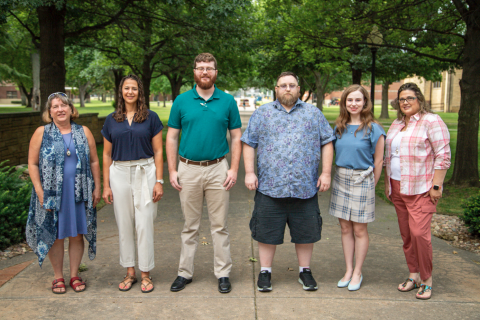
[1,0,479,186]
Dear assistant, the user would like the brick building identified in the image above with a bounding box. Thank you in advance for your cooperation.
[0,82,21,104]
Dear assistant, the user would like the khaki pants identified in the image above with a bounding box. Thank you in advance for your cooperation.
[110,157,158,272]
[177,158,231,279]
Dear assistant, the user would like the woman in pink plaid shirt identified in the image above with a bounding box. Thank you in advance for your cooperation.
[384,83,451,300]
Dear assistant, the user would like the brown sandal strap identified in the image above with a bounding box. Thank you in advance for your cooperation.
[141,276,153,289]
[120,274,137,287]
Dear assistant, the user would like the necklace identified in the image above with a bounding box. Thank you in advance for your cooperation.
[63,134,73,156]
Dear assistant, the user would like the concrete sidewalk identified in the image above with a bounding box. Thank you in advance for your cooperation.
[1,156,480,319]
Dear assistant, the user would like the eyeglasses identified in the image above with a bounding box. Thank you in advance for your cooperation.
[399,96,417,103]
[277,84,297,90]
[194,67,216,73]
[48,92,68,99]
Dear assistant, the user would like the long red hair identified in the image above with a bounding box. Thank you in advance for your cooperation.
[334,85,379,138]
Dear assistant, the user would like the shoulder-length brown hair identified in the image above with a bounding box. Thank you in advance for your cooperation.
[335,84,379,138]
[42,93,79,123]
[113,74,149,123]
[395,82,431,120]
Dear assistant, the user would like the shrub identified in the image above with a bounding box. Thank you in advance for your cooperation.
[461,193,480,236]
[10,100,22,104]
[0,162,33,250]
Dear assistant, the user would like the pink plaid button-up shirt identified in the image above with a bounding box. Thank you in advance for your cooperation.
[385,112,451,196]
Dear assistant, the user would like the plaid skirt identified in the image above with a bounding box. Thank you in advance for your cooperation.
[329,166,375,223]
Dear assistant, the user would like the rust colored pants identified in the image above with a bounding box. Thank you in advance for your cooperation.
[390,179,436,280]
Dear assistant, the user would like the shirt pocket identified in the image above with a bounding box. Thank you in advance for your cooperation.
[410,130,429,158]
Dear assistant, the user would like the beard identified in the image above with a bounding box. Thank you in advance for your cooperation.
[277,92,299,107]
[194,72,217,90]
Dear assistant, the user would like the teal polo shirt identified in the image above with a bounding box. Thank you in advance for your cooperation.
[168,85,242,161]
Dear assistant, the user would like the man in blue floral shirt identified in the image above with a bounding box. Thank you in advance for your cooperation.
[241,71,335,292]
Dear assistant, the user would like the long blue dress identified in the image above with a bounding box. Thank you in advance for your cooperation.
[57,133,88,239]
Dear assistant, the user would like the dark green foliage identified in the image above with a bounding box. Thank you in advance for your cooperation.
[0,161,32,250]
[461,193,480,236]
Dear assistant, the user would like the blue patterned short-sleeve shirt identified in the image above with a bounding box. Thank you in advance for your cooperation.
[241,99,335,199]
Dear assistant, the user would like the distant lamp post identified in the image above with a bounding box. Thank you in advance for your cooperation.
[367,26,383,112]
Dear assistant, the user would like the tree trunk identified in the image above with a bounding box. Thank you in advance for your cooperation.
[352,68,362,85]
[142,72,152,109]
[20,89,27,106]
[302,90,311,103]
[299,86,307,102]
[112,68,124,108]
[31,52,41,111]
[163,93,166,108]
[19,84,33,108]
[449,17,480,187]
[380,81,390,119]
[37,5,66,116]
[168,74,183,101]
[102,93,106,102]
[314,71,329,111]
[140,18,154,109]
[78,82,89,108]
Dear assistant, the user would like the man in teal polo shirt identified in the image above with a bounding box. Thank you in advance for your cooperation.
[166,53,242,294]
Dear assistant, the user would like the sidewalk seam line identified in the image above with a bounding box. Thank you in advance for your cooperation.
[250,203,258,320]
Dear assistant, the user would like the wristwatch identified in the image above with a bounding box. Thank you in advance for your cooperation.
[433,185,441,191]
[156,179,164,185]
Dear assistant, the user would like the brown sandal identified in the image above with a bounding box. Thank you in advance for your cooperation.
[52,278,66,294]
[141,276,154,293]
[119,274,137,292]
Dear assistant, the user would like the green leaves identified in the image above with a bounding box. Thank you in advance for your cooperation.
[461,193,480,236]
[0,161,32,250]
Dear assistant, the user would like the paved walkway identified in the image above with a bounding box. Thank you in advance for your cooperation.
[1,134,480,319]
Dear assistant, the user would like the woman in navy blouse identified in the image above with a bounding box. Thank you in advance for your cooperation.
[329,85,385,291]
[102,74,164,293]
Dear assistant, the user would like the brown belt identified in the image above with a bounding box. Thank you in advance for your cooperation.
[179,155,226,166]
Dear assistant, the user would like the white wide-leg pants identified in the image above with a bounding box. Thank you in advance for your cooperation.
[110,157,158,272]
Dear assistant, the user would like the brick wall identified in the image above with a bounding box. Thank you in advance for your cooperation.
[0,83,21,100]
[0,112,104,166]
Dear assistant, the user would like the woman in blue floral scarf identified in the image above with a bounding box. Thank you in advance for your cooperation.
[27,93,101,294]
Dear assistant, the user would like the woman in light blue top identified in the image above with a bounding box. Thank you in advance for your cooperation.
[329,85,385,291]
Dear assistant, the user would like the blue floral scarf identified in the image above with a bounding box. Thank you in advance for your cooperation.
[26,122,97,267]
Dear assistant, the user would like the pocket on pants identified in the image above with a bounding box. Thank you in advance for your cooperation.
[421,203,437,214]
